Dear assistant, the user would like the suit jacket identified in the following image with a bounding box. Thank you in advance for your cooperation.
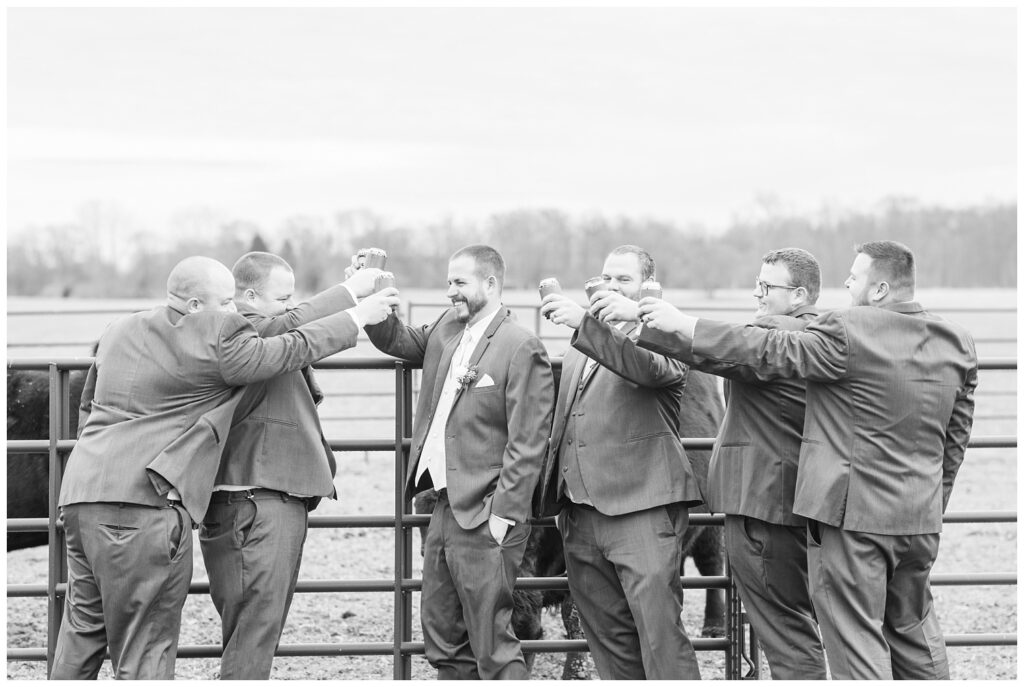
[365,307,554,530]
[645,302,978,535]
[640,305,817,526]
[536,314,704,518]
[59,304,360,521]
[215,284,358,503]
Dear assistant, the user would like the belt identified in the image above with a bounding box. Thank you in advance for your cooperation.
[210,488,306,503]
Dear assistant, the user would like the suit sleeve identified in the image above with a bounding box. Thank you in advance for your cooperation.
[491,336,555,523]
[250,283,358,337]
[217,309,360,385]
[364,311,440,364]
[572,313,686,388]
[941,346,979,512]
[686,312,849,383]
[639,315,809,385]
[76,362,98,437]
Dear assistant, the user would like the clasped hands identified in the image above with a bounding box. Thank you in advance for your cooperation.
[343,257,400,326]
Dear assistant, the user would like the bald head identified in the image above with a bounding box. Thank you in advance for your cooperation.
[167,256,237,314]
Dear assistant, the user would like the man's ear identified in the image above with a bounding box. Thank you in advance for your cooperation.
[872,281,890,303]
[244,288,258,304]
[186,297,202,314]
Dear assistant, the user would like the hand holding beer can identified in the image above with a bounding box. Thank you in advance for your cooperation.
[538,278,562,299]
[375,271,398,313]
[640,279,663,300]
[538,278,561,320]
[364,248,388,270]
[584,276,607,301]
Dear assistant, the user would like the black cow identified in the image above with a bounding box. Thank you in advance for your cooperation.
[6,369,87,551]
[414,367,726,679]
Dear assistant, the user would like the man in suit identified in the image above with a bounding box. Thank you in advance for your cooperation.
[640,247,826,679]
[536,245,705,679]
[199,252,382,679]
[365,244,554,679]
[638,241,978,679]
[51,256,398,680]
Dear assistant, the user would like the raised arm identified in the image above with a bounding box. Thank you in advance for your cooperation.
[364,311,446,365]
[572,313,686,388]
[252,283,358,337]
[691,313,848,383]
[639,315,809,385]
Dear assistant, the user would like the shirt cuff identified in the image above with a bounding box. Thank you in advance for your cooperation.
[341,283,359,303]
[345,306,361,330]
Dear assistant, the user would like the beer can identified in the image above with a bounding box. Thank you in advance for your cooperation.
[364,248,388,269]
[375,271,398,313]
[538,277,562,299]
[640,279,663,300]
[584,276,607,300]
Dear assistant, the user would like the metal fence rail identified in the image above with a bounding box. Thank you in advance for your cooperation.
[7,301,1019,351]
[5,356,1018,679]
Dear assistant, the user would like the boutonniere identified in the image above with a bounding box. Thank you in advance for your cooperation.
[456,365,479,391]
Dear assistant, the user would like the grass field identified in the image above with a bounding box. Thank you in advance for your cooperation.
[6,289,1018,679]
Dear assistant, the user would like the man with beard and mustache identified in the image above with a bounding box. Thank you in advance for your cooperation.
[536,245,704,679]
[636,241,978,679]
[640,247,827,679]
[364,244,554,679]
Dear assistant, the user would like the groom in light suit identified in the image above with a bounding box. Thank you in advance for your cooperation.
[365,244,554,679]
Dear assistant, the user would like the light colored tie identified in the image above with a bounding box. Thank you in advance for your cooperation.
[417,327,475,489]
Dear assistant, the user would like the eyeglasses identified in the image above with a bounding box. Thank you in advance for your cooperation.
[754,277,799,297]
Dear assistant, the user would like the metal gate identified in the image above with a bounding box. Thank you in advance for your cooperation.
[6,356,1018,679]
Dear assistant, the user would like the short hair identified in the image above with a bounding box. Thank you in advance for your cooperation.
[855,240,916,293]
[232,252,293,293]
[762,247,821,303]
[609,245,656,281]
[450,244,505,289]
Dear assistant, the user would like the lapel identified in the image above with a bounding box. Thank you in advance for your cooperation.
[428,327,464,412]
[576,320,637,394]
[551,349,586,453]
[452,308,507,405]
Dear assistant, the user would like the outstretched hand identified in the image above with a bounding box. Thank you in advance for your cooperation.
[540,293,586,330]
[637,297,698,337]
[354,287,400,326]
[590,291,639,324]
[344,266,384,298]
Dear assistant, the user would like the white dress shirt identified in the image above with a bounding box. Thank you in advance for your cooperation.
[416,305,502,493]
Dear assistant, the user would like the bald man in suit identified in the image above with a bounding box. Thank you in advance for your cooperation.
[537,245,704,680]
[638,241,977,679]
[52,257,398,680]
[365,244,554,679]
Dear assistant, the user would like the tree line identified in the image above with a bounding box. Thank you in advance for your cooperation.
[7,199,1016,298]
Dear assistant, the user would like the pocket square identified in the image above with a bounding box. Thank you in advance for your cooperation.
[475,373,495,388]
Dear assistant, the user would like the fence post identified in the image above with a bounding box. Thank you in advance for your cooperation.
[393,363,414,679]
[45,364,70,674]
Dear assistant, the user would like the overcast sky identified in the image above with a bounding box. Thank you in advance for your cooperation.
[6,6,1017,238]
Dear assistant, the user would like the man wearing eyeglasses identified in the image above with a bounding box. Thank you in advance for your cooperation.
[636,241,978,679]
[638,247,826,678]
